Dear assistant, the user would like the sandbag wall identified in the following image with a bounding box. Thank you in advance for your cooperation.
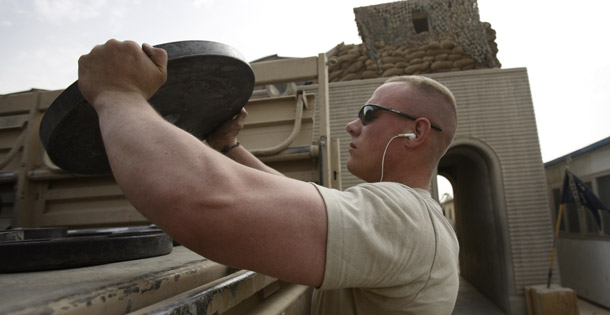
[328,39,490,83]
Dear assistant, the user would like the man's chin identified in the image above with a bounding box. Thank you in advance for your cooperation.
[346,159,355,175]
[346,162,371,182]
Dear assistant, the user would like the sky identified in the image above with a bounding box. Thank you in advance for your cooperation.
[1,0,609,167]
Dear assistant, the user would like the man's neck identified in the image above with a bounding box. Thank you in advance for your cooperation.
[382,171,431,190]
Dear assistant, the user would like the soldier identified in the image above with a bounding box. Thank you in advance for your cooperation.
[78,39,459,314]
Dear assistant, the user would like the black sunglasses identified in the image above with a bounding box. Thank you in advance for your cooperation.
[358,104,443,131]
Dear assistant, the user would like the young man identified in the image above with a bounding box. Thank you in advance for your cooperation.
[78,39,459,314]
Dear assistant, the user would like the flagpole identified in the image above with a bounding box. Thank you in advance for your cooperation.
[547,203,564,288]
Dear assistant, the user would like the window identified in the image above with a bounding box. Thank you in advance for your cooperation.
[553,174,610,237]
[580,181,600,234]
[597,174,610,236]
[585,208,601,234]
[602,211,610,236]
[412,11,429,34]
[565,202,580,233]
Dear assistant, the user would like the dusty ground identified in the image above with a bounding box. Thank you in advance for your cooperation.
[452,278,610,315]
[579,299,610,315]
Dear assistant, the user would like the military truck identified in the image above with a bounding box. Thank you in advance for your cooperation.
[0,54,340,314]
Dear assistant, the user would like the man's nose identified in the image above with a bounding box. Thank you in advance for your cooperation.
[346,119,361,136]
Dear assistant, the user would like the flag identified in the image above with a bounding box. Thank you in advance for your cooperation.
[560,170,609,228]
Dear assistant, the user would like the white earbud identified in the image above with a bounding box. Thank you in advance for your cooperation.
[397,133,416,139]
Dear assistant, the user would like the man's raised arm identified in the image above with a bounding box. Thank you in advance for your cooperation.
[78,39,328,287]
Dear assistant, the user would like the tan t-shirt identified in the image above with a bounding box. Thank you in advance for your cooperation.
[311,182,459,315]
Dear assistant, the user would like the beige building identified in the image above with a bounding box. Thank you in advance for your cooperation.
[544,136,610,309]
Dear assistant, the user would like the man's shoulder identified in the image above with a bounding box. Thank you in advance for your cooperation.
[339,181,414,194]
[348,182,434,203]
[311,181,434,205]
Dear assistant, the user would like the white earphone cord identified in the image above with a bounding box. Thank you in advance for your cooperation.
[379,135,400,182]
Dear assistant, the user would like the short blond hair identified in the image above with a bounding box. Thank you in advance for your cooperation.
[385,75,456,112]
[385,75,458,166]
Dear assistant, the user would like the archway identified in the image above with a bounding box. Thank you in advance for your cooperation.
[438,140,514,313]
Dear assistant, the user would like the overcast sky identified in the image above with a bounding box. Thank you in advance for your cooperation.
[1,0,609,164]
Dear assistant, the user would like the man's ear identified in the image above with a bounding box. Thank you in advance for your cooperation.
[406,118,432,147]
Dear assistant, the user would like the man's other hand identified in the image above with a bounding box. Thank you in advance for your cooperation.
[206,108,248,151]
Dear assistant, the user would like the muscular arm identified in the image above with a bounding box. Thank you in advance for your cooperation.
[224,144,284,176]
[79,40,327,286]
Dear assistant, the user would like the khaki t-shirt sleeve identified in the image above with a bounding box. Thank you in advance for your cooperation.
[312,183,436,290]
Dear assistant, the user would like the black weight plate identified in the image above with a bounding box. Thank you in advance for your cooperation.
[0,227,68,241]
[40,40,254,174]
[0,230,173,273]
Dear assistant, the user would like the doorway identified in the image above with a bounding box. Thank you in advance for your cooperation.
[438,141,514,313]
